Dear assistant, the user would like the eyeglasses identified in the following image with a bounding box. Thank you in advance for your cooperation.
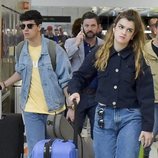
[20,23,36,30]
[97,107,105,129]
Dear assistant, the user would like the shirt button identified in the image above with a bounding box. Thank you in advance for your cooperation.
[115,68,119,72]
[118,53,120,56]
[112,102,116,105]
[114,85,117,89]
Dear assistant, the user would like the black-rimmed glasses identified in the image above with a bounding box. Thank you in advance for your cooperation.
[20,23,36,30]
[97,107,105,129]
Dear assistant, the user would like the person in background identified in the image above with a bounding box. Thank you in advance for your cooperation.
[0,10,71,158]
[44,25,54,41]
[67,9,154,158]
[71,18,82,37]
[97,24,105,39]
[147,17,158,40]
[57,25,69,48]
[14,24,24,45]
[143,20,158,158]
[65,11,104,138]
[53,27,68,49]
[53,27,60,43]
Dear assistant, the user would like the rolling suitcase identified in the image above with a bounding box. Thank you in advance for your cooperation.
[0,87,25,158]
[46,112,94,158]
[32,100,79,158]
[32,139,77,158]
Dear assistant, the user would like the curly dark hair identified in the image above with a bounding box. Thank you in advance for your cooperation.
[20,10,43,25]
[72,18,82,37]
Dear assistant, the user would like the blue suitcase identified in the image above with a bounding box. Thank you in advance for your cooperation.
[32,138,77,158]
[32,100,79,158]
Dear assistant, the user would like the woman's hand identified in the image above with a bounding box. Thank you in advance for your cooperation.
[139,131,153,148]
[66,92,80,122]
[66,109,75,122]
[69,92,80,104]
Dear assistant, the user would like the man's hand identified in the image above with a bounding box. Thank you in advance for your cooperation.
[75,31,85,47]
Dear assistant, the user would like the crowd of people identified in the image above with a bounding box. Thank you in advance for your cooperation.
[0,9,157,158]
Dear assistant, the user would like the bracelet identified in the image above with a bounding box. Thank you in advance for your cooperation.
[2,81,6,88]
[67,104,75,110]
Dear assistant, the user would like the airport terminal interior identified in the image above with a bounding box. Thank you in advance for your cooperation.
[0,0,158,157]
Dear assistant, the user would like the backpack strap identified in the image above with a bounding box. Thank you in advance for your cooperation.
[15,40,56,70]
[15,41,25,62]
[48,40,56,71]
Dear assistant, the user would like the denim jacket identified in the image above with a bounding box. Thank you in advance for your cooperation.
[15,36,72,111]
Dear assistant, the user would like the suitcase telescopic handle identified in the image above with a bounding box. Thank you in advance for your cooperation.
[72,99,78,148]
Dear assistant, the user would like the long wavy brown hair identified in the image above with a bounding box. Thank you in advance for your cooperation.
[95,9,146,78]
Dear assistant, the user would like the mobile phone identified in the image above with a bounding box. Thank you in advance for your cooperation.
[80,24,83,32]
[80,24,85,37]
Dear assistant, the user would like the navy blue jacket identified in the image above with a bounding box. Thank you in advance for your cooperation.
[68,46,155,132]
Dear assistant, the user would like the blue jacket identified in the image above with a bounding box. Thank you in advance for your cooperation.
[15,36,71,111]
[68,46,154,132]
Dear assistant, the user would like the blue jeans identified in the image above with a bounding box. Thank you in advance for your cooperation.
[93,105,142,158]
[23,112,48,158]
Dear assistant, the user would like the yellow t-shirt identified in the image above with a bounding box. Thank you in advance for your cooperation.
[25,45,65,114]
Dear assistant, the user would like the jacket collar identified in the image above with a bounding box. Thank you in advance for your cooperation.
[110,45,133,59]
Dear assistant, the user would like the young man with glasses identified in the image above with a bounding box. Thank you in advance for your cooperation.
[0,10,71,158]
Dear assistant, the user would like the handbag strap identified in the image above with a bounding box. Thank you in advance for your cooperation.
[46,113,64,139]
[54,113,64,138]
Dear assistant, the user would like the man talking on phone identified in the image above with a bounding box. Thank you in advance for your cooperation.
[64,12,104,138]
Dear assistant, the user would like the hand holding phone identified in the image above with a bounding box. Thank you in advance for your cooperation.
[75,25,85,46]
[80,24,83,32]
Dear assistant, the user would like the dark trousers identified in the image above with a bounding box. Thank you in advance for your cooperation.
[76,90,97,139]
